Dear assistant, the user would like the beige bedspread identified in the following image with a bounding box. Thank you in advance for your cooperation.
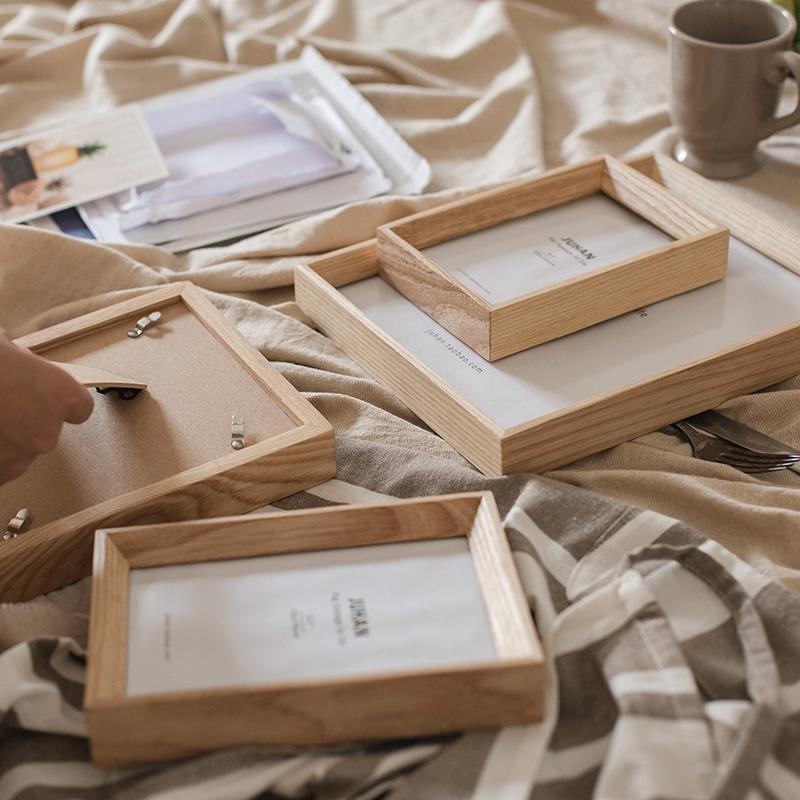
[2,1,800,797]
[2,0,799,589]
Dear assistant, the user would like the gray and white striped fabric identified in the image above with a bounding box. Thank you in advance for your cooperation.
[2,437,800,800]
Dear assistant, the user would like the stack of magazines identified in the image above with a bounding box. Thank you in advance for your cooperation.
[16,48,429,251]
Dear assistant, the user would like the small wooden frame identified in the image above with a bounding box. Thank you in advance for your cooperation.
[295,154,800,476]
[0,282,335,601]
[85,492,544,766]
[377,155,729,360]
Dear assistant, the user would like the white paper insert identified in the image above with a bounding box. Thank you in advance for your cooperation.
[341,235,800,430]
[127,538,497,696]
[423,194,673,302]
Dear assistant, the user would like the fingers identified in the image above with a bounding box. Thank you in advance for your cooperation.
[63,383,95,424]
[0,340,95,486]
[0,456,35,485]
[46,359,95,425]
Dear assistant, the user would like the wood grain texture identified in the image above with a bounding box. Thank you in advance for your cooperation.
[88,660,543,765]
[305,238,379,287]
[376,155,728,360]
[635,153,800,276]
[377,227,492,357]
[386,157,604,250]
[0,425,335,601]
[489,227,729,360]
[0,283,336,602]
[500,322,800,473]
[2,303,300,529]
[16,284,185,352]
[111,492,485,568]
[468,493,542,662]
[180,283,330,429]
[601,155,721,240]
[53,362,148,390]
[85,493,544,765]
[295,159,800,475]
[86,534,130,703]
[295,261,504,475]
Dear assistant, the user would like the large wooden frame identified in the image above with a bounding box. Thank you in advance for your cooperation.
[377,155,728,360]
[295,153,800,476]
[0,282,335,602]
[85,492,544,766]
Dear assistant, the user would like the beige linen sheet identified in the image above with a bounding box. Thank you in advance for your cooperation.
[4,4,800,798]
[1,0,799,594]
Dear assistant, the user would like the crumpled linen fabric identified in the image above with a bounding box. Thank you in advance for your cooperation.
[5,440,800,800]
[1,1,799,592]
[2,1,800,797]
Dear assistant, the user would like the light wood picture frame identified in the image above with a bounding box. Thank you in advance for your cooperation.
[0,282,336,602]
[377,154,729,360]
[85,492,544,766]
[295,153,800,477]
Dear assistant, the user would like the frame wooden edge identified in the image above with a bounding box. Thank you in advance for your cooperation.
[600,155,724,240]
[297,155,800,477]
[381,156,604,250]
[377,228,492,312]
[17,281,331,435]
[488,228,729,360]
[178,283,332,431]
[107,492,484,567]
[0,422,335,602]
[15,283,187,352]
[87,658,544,765]
[84,492,544,765]
[85,492,488,706]
[468,492,543,663]
[376,227,493,358]
[294,263,505,476]
[636,153,800,277]
[499,320,800,474]
[85,532,130,706]
[305,238,379,287]
[375,154,731,361]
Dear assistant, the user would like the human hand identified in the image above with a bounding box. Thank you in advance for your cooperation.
[0,331,94,485]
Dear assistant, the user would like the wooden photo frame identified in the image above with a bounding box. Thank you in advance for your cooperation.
[85,492,544,766]
[295,154,800,476]
[0,282,335,601]
[377,155,729,360]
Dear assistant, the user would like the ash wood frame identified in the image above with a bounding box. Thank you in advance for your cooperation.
[377,154,729,360]
[0,282,335,602]
[85,492,544,766]
[295,153,800,476]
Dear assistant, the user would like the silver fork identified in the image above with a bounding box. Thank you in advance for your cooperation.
[673,421,800,473]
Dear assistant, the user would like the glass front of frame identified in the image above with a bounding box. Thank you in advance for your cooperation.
[343,237,800,429]
[127,537,498,695]
[422,193,673,304]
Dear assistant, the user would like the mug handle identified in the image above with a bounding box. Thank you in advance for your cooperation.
[761,50,800,138]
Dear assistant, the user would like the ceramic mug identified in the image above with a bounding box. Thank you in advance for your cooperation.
[668,0,800,179]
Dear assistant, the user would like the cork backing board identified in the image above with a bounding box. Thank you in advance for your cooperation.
[0,302,297,530]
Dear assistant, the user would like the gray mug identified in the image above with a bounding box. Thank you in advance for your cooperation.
[668,0,800,179]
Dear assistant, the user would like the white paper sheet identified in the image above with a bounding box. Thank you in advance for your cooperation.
[423,194,673,303]
[77,47,427,251]
[81,93,390,247]
[341,235,800,430]
[127,538,497,696]
[114,84,358,230]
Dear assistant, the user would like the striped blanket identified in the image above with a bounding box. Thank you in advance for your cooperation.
[3,436,800,800]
